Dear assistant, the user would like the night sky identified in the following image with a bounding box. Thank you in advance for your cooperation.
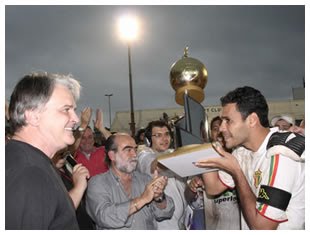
[5,3,306,127]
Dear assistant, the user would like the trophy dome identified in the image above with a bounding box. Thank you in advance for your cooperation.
[170,47,208,105]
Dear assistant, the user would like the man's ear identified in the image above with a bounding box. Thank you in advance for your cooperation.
[24,109,40,126]
[108,151,116,162]
[247,112,260,128]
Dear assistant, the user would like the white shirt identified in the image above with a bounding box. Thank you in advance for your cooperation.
[137,147,187,229]
[219,128,305,229]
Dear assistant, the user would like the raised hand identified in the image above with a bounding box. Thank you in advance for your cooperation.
[139,173,168,204]
[69,163,90,209]
[80,107,92,129]
[151,170,168,199]
[93,108,111,138]
[140,178,157,203]
[195,141,240,175]
[289,125,305,136]
[71,163,90,191]
[93,108,103,130]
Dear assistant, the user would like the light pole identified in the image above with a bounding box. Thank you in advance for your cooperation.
[127,43,135,137]
[105,94,113,129]
[118,15,140,137]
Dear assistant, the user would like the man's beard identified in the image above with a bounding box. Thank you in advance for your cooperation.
[115,155,138,173]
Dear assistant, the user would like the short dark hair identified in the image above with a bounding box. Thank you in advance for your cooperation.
[144,120,172,147]
[104,134,118,165]
[210,116,222,129]
[220,86,269,127]
[104,133,134,165]
[135,128,145,144]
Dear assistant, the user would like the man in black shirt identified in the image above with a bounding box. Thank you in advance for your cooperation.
[5,72,87,229]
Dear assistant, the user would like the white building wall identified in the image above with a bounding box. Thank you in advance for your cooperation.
[111,99,305,134]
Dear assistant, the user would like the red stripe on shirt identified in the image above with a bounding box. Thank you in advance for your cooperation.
[258,154,280,215]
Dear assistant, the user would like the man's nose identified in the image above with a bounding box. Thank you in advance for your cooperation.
[72,110,80,123]
[129,148,137,157]
[219,121,226,132]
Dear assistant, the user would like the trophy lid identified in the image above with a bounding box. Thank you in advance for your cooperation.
[170,46,208,105]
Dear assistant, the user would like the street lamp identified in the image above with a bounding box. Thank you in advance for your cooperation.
[118,15,140,137]
[105,94,113,129]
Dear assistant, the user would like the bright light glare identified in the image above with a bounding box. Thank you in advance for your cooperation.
[118,15,139,42]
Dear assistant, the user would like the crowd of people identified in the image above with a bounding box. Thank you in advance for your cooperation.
[5,72,305,230]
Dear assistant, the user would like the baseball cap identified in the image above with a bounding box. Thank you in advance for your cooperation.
[270,114,295,127]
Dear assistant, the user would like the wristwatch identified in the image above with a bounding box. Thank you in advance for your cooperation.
[154,193,166,203]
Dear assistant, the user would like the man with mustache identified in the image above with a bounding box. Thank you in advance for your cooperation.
[86,133,175,229]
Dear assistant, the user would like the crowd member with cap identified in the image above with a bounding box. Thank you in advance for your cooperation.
[270,114,295,131]
[6,72,83,229]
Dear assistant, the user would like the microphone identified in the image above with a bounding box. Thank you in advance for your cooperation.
[66,154,77,167]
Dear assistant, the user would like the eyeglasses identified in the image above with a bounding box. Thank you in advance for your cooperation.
[152,132,170,138]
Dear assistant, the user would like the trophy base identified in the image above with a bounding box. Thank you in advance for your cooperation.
[175,85,205,105]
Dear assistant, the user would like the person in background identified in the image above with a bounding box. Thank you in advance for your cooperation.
[196,86,304,230]
[135,128,146,145]
[5,100,12,143]
[74,108,111,177]
[270,114,295,131]
[300,119,305,129]
[52,150,94,229]
[6,72,83,229]
[86,133,175,229]
[289,119,305,136]
[137,120,188,230]
[135,127,147,153]
[93,126,107,147]
[185,116,241,230]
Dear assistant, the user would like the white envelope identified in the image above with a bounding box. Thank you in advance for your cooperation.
[157,143,221,178]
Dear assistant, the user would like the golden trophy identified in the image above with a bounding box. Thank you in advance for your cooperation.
[169,46,209,146]
[170,46,208,106]
[156,47,218,178]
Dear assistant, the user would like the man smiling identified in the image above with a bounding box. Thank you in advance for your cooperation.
[6,72,84,229]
